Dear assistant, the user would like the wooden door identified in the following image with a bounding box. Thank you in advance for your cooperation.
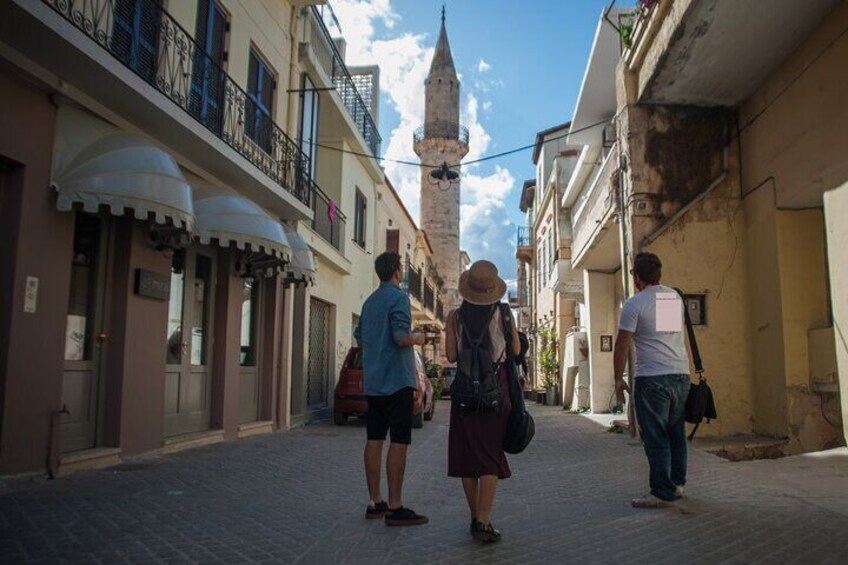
[386,229,399,254]
[60,213,111,453]
[164,248,215,437]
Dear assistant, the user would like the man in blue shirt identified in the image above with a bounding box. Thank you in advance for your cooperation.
[354,252,428,526]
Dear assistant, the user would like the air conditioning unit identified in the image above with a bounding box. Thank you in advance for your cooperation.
[602,122,617,148]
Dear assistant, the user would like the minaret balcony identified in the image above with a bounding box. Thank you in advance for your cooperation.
[413,121,470,145]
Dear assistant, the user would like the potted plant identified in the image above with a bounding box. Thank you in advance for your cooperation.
[538,328,559,406]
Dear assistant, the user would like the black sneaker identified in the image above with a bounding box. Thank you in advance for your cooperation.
[385,506,429,527]
[366,501,389,520]
[472,521,501,543]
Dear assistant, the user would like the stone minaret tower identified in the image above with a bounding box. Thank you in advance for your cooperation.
[414,7,469,310]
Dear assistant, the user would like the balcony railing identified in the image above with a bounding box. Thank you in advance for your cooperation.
[407,263,422,303]
[309,7,381,157]
[423,281,435,313]
[413,121,469,145]
[311,188,346,252]
[44,0,313,207]
[517,226,532,248]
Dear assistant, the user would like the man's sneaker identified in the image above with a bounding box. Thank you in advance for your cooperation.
[674,486,685,499]
[366,501,389,519]
[471,520,502,543]
[385,506,429,527]
[631,494,675,509]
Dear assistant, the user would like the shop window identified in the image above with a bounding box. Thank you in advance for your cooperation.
[64,214,102,362]
[240,279,259,366]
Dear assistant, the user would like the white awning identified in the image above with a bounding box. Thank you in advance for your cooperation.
[193,185,290,260]
[53,134,194,229]
[284,226,317,284]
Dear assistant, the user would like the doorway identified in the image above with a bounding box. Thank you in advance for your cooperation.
[164,248,216,437]
[60,212,112,453]
[306,298,332,410]
[238,277,262,424]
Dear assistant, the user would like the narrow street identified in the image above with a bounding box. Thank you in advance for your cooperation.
[2,402,847,564]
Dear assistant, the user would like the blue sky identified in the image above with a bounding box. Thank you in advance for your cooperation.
[332,0,627,282]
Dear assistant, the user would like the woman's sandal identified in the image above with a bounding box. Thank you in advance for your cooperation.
[471,520,501,543]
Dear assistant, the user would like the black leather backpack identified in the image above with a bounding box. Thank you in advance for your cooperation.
[450,307,501,413]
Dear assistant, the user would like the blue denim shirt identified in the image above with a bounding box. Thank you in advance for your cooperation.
[354,282,417,396]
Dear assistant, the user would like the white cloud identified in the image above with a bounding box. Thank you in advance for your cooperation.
[331,1,517,279]
[482,101,493,112]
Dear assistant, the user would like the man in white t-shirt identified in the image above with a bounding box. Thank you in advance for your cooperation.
[613,252,691,509]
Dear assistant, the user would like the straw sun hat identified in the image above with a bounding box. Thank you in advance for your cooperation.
[458,260,507,306]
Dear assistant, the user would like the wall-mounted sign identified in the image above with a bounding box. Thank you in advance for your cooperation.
[600,335,613,352]
[24,276,39,313]
[134,269,170,300]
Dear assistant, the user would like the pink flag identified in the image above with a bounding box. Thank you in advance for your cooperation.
[328,199,337,223]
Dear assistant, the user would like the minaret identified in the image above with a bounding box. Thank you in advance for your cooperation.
[414,7,469,311]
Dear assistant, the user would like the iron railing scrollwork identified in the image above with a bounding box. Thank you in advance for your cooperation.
[407,263,422,303]
[516,226,532,248]
[423,281,435,313]
[44,0,314,207]
[413,121,470,145]
[309,7,382,157]
[310,188,346,252]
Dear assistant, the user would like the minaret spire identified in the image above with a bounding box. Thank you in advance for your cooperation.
[429,5,457,79]
[442,4,446,24]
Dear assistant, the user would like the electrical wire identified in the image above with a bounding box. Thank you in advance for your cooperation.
[311,118,610,170]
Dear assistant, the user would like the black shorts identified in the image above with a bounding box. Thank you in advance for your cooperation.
[366,387,414,445]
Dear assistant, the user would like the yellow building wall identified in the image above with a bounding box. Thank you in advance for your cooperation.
[742,186,788,438]
[824,181,848,442]
[648,196,757,438]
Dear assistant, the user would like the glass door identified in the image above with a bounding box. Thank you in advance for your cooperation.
[238,278,262,424]
[61,213,111,453]
[164,248,215,437]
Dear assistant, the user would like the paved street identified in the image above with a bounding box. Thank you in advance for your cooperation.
[2,401,848,564]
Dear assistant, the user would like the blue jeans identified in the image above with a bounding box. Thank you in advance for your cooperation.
[634,374,691,501]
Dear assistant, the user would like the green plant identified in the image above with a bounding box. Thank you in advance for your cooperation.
[424,360,441,381]
[538,328,558,390]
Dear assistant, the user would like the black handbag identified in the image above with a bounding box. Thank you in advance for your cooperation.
[675,289,717,440]
[499,305,535,454]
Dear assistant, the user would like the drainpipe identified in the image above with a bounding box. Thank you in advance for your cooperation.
[46,404,70,479]
[639,147,730,251]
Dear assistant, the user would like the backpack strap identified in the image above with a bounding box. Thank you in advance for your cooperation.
[673,287,703,374]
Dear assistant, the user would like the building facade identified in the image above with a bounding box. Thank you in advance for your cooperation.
[562,0,848,454]
[0,0,403,476]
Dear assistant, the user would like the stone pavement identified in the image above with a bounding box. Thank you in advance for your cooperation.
[2,401,848,564]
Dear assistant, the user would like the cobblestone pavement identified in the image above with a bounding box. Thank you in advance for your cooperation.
[2,401,848,564]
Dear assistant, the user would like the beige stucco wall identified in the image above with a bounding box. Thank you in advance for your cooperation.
[648,195,757,438]
[584,271,617,413]
[824,181,848,442]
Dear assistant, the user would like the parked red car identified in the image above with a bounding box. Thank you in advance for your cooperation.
[334,347,434,427]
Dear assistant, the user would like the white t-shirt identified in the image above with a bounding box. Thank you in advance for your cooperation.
[618,285,690,378]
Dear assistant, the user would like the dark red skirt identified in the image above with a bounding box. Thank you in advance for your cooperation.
[448,365,512,479]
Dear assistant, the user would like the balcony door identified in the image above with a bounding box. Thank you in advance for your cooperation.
[190,0,227,134]
[246,51,275,153]
[111,0,162,82]
[164,248,216,437]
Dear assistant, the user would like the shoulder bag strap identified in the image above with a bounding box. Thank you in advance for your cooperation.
[673,288,703,374]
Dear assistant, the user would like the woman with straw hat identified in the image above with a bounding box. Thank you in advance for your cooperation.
[445,260,521,543]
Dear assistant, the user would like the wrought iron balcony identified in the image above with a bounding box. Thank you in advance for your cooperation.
[43,0,313,207]
[406,263,423,303]
[413,121,469,145]
[311,188,346,252]
[516,226,533,248]
[423,281,435,313]
[308,6,381,157]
